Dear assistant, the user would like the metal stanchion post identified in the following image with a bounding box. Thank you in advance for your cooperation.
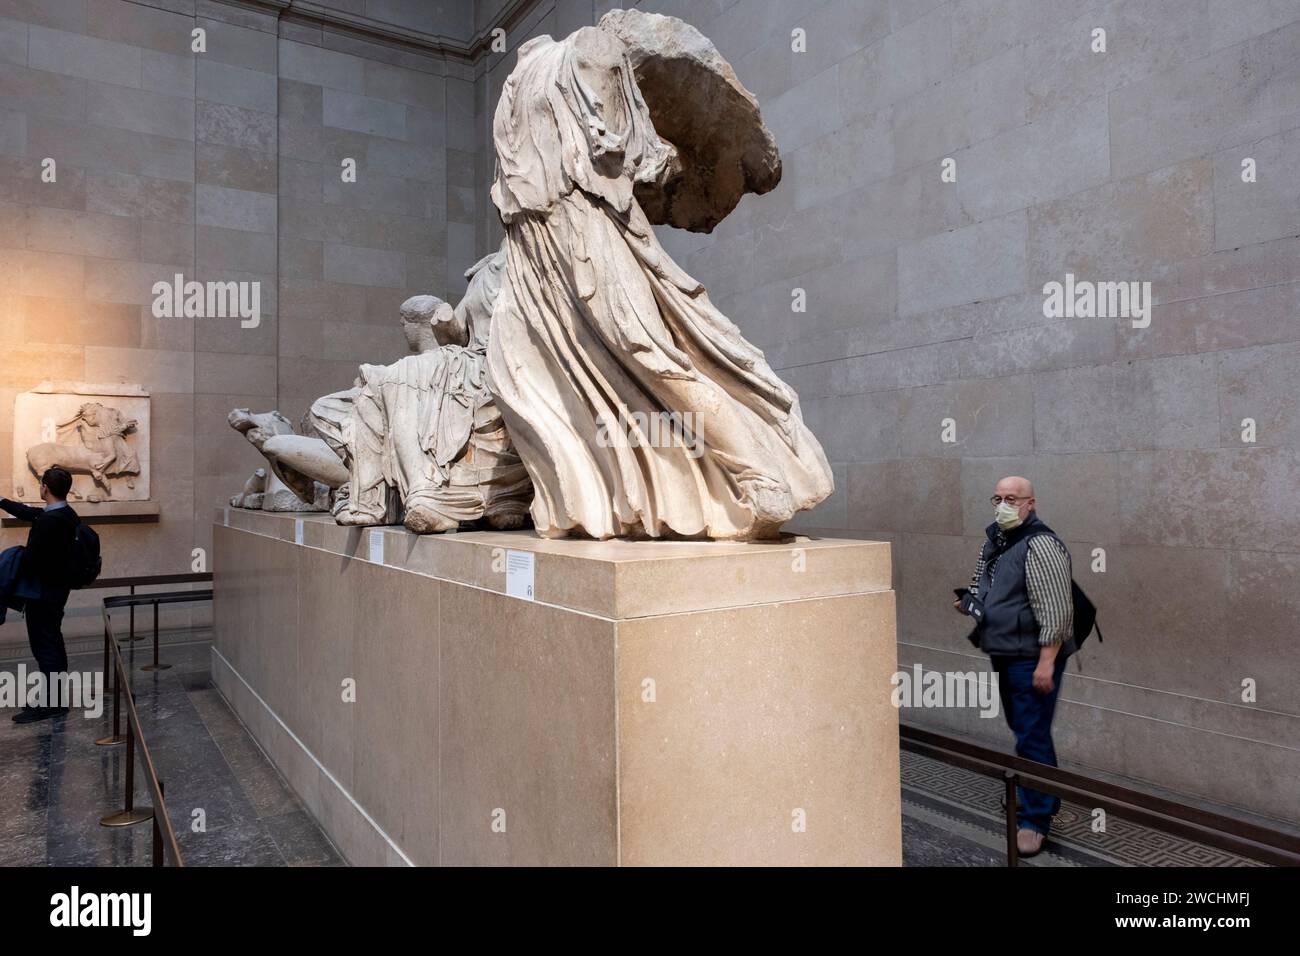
[1004,771,1019,867]
[129,584,142,641]
[100,708,153,828]
[152,780,165,866]
[95,617,125,747]
[142,601,170,672]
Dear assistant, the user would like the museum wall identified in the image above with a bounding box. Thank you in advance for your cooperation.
[474,0,1300,824]
[0,0,478,644]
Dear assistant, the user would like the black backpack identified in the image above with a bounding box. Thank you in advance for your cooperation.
[68,522,102,589]
[1070,579,1103,650]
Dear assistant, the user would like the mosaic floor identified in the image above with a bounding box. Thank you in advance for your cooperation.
[900,749,1260,867]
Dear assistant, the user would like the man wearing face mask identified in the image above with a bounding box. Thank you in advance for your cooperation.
[952,475,1074,857]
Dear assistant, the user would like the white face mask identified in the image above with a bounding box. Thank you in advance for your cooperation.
[994,500,1024,530]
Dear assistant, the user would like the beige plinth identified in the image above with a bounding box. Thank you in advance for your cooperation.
[212,508,900,866]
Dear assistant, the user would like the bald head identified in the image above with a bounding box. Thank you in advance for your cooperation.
[992,475,1036,525]
[995,476,1034,499]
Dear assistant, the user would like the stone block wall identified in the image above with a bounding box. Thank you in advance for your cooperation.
[0,0,478,640]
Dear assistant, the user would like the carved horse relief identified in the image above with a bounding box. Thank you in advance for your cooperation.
[11,383,152,504]
[25,402,141,496]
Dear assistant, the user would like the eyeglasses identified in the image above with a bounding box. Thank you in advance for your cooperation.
[990,495,1031,506]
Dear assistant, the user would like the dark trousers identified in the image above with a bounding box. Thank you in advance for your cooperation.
[25,600,68,709]
[991,653,1068,836]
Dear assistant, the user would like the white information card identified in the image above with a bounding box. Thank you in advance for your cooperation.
[505,550,535,601]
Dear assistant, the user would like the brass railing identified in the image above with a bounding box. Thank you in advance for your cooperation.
[97,603,185,866]
[101,590,214,675]
[900,722,1300,867]
[90,572,213,644]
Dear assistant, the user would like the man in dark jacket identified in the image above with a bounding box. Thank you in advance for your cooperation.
[1,466,80,723]
[953,475,1074,857]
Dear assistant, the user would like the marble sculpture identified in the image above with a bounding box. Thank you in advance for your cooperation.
[305,253,532,533]
[227,408,331,512]
[14,383,152,503]
[28,402,141,494]
[230,253,532,533]
[230,468,267,510]
[224,10,831,541]
[485,10,832,539]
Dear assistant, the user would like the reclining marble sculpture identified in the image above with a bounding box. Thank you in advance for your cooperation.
[227,408,331,512]
[485,11,832,541]
[250,252,531,534]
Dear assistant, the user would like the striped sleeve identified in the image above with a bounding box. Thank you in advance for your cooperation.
[1025,536,1073,645]
[968,541,988,596]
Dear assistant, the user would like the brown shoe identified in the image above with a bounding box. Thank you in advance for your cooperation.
[1016,828,1045,857]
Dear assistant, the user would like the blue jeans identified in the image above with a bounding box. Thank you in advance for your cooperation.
[991,654,1067,836]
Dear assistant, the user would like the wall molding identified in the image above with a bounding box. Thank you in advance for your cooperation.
[207,0,546,60]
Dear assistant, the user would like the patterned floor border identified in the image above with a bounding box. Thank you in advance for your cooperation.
[901,750,1261,867]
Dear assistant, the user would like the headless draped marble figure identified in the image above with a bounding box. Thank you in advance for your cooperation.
[487,25,832,540]
[308,252,532,534]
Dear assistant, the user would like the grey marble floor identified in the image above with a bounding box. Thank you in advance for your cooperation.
[0,639,341,867]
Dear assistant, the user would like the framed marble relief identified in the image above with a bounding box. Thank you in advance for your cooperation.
[11,382,151,505]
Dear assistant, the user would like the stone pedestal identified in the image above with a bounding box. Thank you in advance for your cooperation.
[212,508,900,866]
